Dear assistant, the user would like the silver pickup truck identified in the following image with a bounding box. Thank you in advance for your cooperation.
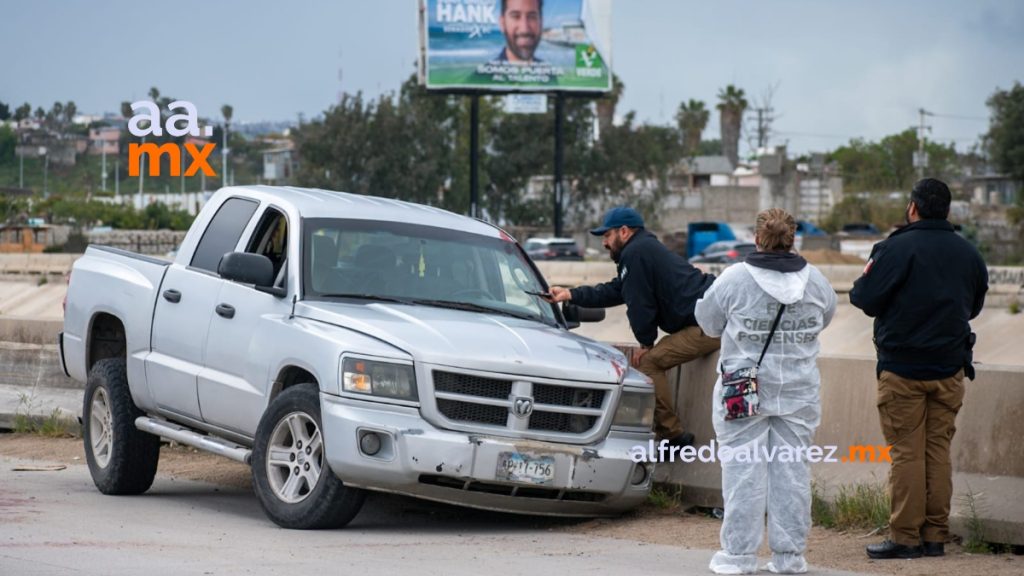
[60,186,655,528]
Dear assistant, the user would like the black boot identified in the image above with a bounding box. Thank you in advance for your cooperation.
[665,431,695,448]
[866,539,922,559]
[923,541,944,557]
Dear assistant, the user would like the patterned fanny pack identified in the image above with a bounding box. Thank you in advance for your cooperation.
[721,303,785,421]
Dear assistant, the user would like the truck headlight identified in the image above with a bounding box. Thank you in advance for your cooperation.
[613,390,655,429]
[342,358,417,401]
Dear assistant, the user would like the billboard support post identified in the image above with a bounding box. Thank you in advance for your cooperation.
[553,92,564,237]
[470,94,480,219]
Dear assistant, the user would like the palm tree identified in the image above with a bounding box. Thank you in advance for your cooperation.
[595,74,624,134]
[675,99,710,157]
[63,101,77,126]
[716,85,748,167]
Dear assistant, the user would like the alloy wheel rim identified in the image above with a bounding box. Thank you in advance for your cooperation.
[89,387,113,468]
[265,411,323,504]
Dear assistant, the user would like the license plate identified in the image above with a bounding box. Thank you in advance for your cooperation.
[495,451,556,485]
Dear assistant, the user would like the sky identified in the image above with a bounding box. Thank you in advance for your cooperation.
[2,0,1022,156]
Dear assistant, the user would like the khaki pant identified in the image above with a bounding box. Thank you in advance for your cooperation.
[637,325,720,439]
[877,370,964,546]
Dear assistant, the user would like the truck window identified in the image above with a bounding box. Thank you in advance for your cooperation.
[190,197,259,273]
[246,207,288,285]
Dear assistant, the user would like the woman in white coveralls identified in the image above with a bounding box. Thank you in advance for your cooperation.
[695,208,837,575]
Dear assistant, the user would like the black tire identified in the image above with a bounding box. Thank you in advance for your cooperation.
[82,358,161,495]
[251,384,365,529]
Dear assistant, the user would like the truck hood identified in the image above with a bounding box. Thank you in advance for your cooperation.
[295,300,628,384]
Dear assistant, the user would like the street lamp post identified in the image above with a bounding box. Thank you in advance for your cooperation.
[137,135,145,210]
[40,146,48,198]
[222,123,228,188]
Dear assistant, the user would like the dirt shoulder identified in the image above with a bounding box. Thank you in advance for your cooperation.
[2,433,1020,576]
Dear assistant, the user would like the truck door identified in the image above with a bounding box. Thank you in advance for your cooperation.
[146,197,259,421]
[198,206,293,436]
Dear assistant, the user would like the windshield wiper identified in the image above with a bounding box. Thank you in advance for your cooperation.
[317,293,418,305]
[408,298,547,323]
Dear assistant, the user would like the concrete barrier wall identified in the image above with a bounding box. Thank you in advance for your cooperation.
[0,253,80,275]
[537,261,1024,295]
[649,349,1024,545]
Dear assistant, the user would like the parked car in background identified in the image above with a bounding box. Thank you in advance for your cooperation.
[686,222,736,259]
[840,222,881,235]
[523,237,584,261]
[688,240,757,264]
[796,220,827,236]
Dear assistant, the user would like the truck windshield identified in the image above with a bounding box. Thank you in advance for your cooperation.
[302,218,557,324]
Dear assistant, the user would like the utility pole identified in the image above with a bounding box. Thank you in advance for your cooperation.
[753,106,774,151]
[222,123,229,188]
[915,108,933,180]
[554,93,565,238]
[138,135,145,209]
[101,143,107,192]
[469,95,479,219]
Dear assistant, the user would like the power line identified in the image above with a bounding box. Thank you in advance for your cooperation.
[929,112,989,121]
[774,130,857,140]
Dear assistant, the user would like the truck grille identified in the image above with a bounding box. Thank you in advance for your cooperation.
[431,370,609,438]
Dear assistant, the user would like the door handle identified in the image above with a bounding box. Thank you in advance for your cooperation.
[162,289,181,303]
[215,303,235,319]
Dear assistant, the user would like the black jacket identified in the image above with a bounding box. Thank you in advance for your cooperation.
[570,230,714,347]
[850,219,988,377]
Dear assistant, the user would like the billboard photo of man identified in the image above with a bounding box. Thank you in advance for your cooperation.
[496,0,543,64]
[422,0,611,92]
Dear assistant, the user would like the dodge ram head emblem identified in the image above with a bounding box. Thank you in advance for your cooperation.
[512,397,534,418]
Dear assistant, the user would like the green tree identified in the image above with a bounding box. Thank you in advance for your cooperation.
[717,85,747,167]
[984,82,1024,183]
[821,195,905,234]
[0,101,10,121]
[696,139,722,156]
[49,101,64,130]
[14,103,31,122]
[0,125,15,165]
[830,129,959,193]
[676,99,710,157]
[293,75,458,208]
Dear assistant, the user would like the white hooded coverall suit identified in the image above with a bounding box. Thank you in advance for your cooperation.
[695,257,836,574]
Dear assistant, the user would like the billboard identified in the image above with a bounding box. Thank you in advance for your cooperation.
[420,0,612,93]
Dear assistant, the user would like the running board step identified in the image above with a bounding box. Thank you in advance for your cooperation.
[135,416,252,465]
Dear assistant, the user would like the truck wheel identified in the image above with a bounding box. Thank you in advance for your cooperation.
[82,358,160,495]
[251,384,365,529]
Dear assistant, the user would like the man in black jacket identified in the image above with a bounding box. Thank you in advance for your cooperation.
[547,207,719,447]
[851,178,988,560]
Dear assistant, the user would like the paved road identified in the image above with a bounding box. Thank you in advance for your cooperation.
[0,458,871,576]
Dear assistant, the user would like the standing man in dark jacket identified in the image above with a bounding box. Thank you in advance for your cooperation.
[850,178,988,560]
[547,207,719,447]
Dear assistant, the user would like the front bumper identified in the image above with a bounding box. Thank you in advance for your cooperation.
[320,393,653,517]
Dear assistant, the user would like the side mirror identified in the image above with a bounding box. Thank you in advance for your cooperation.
[218,252,275,288]
[562,302,605,329]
